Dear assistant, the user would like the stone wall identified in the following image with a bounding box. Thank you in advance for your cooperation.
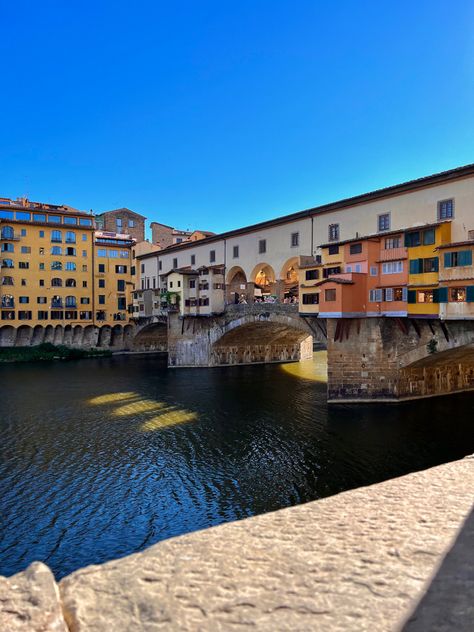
[1,457,472,631]
[327,317,474,402]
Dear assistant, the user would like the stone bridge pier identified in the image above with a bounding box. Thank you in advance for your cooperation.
[167,304,317,368]
[327,317,474,402]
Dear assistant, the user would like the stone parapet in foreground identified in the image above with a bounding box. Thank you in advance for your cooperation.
[1,457,473,631]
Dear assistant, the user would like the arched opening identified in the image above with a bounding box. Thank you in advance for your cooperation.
[32,325,45,346]
[226,266,248,304]
[0,325,16,347]
[280,257,299,302]
[123,324,134,349]
[15,325,33,347]
[65,278,76,287]
[110,324,124,348]
[211,320,312,366]
[0,225,14,240]
[250,263,276,301]
[133,322,168,352]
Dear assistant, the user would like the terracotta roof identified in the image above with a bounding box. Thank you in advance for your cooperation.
[313,278,354,287]
[436,240,474,250]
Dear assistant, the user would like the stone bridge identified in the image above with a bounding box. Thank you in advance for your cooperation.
[326,317,474,402]
[167,303,320,367]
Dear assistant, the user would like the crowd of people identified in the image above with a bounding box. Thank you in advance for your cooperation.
[237,294,299,305]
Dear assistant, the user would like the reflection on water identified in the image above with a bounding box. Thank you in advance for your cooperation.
[280,350,328,382]
[1,353,473,579]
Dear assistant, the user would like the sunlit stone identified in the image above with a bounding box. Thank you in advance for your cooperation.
[280,351,328,382]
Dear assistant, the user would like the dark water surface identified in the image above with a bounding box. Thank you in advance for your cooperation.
[1,353,473,579]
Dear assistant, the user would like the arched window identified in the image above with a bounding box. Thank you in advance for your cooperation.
[51,295,63,307]
[51,261,62,270]
[65,262,76,271]
[1,259,14,268]
[66,231,76,243]
[1,226,14,240]
[1,294,14,308]
[51,246,62,255]
[65,247,76,256]
[51,278,63,287]
[51,230,62,242]
[65,295,77,307]
[1,276,13,285]
[65,278,76,287]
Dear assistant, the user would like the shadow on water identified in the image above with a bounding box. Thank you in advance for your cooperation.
[0,353,473,579]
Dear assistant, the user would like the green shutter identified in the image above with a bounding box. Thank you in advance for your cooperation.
[409,259,420,274]
[444,252,452,268]
[432,288,439,303]
[433,287,448,303]
[466,286,474,302]
[407,290,417,304]
[433,257,439,272]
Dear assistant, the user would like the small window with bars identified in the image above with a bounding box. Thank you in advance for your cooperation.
[438,199,454,220]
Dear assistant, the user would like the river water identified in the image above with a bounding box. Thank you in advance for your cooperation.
[1,352,473,579]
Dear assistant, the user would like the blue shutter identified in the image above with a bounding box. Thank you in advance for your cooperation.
[407,290,416,304]
[459,250,472,266]
[437,287,448,303]
[444,252,452,268]
[466,286,474,302]
[402,287,408,302]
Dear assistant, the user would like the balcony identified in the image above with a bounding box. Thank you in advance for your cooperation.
[1,298,15,308]
[51,301,63,309]
[0,230,20,241]
[379,247,407,262]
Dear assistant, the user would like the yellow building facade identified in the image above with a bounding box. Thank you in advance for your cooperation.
[0,198,135,345]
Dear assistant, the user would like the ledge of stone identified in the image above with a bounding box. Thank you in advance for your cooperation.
[1,457,473,631]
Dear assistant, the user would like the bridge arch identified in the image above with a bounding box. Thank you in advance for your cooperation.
[132,321,168,352]
[210,307,313,366]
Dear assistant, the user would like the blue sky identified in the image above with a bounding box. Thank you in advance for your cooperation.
[1,1,473,234]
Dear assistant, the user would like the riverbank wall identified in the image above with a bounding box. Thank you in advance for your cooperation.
[1,456,472,631]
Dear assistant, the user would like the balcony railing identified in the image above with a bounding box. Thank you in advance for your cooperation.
[0,231,20,241]
[51,301,63,308]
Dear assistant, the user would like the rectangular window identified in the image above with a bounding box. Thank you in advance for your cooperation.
[325,289,336,301]
[328,245,339,255]
[449,287,466,302]
[116,218,123,228]
[48,215,61,224]
[385,237,401,249]
[305,269,319,280]
[19,296,29,303]
[82,234,87,241]
[349,243,362,255]
[98,295,105,305]
[423,229,435,245]
[323,266,341,278]
[370,266,378,276]
[21,246,31,254]
[233,245,239,258]
[15,211,30,221]
[117,280,125,291]
[19,262,29,269]
[405,231,421,247]
[38,311,48,320]
[189,279,196,288]
[37,297,47,304]
[21,229,27,236]
[64,216,77,225]
[39,230,44,238]
[65,262,76,271]
[378,213,390,232]
[115,265,127,273]
[173,258,178,268]
[98,264,105,273]
[33,213,46,222]
[394,287,404,301]
[83,281,88,288]
[438,199,454,220]
[109,250,119,258]
[302,293,319,305]
[355,263,362,273]
[128,219,135,228]
[291,232,299,247]
[382,261,403,274]
[444,250,472,267]
[384,288,393,302]
[417,290,434,303]
[191,255,196,265]
[328,224,339,242]
[117,297,126,310]
[210,250,216,263]
[423,257,439,273]
[0,209,14,220]
[258,239,266,254]
[79,218,93,226]
[97,248,107,257]
[98,279,105,288]
[82,250,87,257]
